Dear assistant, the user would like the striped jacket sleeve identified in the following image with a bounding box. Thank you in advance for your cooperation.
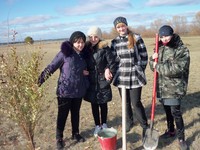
[135,34,148,70]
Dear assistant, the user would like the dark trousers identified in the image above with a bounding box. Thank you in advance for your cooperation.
[56,97,82,139]
[163,105,185,140]
[118,87,148,129]
[91,103,108,126]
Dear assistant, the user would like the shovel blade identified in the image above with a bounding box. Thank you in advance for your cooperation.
[143,128,159,150]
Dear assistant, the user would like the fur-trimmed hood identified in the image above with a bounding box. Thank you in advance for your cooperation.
[159,34,183,49]
[85,40,109,50]
[97,40,108,49]
[60,41,73,57]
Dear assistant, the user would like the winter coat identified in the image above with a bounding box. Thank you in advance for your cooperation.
[111,33,148,89]
[149,34,190,100]
[83,40,117,104]
[38,41,89,98]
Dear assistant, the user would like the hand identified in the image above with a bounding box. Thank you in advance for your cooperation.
[83,70,89,76]
[104,68,112,81]
[153,62,157,68]
[152,53,158,59]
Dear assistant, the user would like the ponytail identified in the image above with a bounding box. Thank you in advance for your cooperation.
[127,29,136,49]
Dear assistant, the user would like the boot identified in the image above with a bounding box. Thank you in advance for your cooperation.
[56,138,65,150]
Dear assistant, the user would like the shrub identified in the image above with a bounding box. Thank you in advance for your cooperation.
[0,46,50,150]
[24,36,34,44]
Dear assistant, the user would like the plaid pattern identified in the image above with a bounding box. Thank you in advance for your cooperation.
[111,33,148,89]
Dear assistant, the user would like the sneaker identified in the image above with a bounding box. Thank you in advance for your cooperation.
[56,139,65,150]
[179,139,188,150]
[71,133,85,142]
[94,125,102,137]
[160,129,176,139]
[102,123,108,129]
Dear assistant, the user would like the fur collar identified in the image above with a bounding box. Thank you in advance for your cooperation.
[60,41,73,56]
[97,40,108,49]
[159,34,183,49]
[85,40,108,50]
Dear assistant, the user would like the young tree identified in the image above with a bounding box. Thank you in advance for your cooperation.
[0,46,50,150]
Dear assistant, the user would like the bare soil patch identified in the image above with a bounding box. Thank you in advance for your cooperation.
[0,37,200,150]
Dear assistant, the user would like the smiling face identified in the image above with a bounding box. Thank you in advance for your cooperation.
[160,35,172,45]
[73,38,85,52]
[115,23,128,36]
[88,35,100,46]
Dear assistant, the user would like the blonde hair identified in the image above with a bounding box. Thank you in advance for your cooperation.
[127,29,136,49]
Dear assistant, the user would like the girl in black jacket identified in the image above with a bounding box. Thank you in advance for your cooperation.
[83,26,116,137]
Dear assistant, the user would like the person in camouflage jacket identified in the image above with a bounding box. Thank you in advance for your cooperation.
[149,25,190,150]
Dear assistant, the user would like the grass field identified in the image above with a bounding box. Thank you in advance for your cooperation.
[0,36,200,150]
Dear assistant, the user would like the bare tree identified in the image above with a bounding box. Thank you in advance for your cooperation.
[102,31,112,39]
[167,16,188,35]
[150,19,166,33]
[103,12,200,38]
[109,27,118,38]
[195,11,200,25]
[190,11,200,35]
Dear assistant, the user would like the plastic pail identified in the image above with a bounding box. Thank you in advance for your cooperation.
[97,127,117,150]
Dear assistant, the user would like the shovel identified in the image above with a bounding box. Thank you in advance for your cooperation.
[143,33,159,150]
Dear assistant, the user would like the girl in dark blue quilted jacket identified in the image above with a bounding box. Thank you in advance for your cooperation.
[38,31,89,149]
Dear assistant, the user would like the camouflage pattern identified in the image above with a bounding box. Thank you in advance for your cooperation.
[149,34,190,99]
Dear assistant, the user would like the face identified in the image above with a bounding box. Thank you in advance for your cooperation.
[88,35,100,46]
[73,38,85,52]
[160,35,172,44]
[116,23,128,36]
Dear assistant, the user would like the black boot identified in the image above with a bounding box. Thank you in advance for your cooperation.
[160,129,176,139]
[71,133,85,142]
[56,139,65,150]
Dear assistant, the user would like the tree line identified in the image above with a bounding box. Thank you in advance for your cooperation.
[102,11,200,39]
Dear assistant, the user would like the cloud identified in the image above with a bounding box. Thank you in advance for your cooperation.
[146,0,200,6]
[60,0,132,16]
[5,0,17,5]
[1,15,56,26]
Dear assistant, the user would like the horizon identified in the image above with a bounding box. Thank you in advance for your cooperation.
[0,0,200,43]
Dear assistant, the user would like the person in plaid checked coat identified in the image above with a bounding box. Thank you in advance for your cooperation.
[110,16,149,139]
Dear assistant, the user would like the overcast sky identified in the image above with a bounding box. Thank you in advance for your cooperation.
[0,0,200,43]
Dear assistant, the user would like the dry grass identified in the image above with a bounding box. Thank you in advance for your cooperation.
[0,37,200,150]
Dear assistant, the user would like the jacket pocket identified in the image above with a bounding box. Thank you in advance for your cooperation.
[99,74,111,89]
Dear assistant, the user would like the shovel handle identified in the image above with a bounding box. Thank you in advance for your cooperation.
[151,33,159,122]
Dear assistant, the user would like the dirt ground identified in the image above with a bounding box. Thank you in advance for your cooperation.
[0,37,200,150]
